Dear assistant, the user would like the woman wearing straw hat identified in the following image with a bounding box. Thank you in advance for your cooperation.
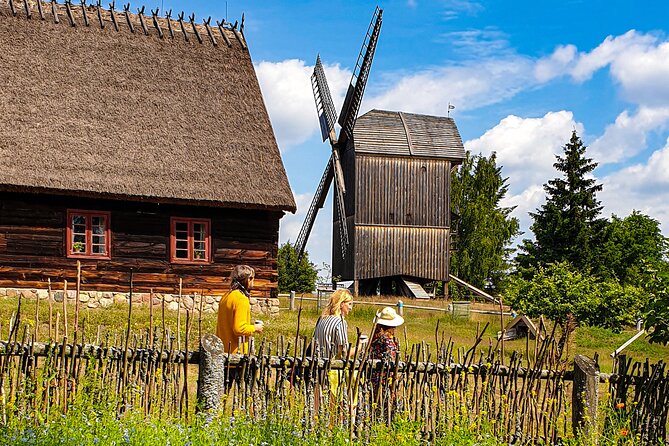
[369,306,404,395]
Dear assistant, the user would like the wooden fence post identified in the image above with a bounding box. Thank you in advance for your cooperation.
[572,354,600,438]
[289,291,295,311]
[196,334,226,417]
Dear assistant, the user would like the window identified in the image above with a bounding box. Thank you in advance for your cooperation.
[170,218,211,263]
[66,210,111,259]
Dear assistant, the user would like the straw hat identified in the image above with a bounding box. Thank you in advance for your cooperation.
[375,307,405,327]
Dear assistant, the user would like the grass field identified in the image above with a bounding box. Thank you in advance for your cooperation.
[1,293,666,373]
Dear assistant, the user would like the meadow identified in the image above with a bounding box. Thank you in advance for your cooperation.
[0,293,667,445]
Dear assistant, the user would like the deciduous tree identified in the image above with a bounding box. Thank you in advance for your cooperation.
[277,242,318,293]
[451,151,520,290]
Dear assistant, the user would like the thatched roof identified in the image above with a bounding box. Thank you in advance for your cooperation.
[0,2,296,212]
[353,109,465,162]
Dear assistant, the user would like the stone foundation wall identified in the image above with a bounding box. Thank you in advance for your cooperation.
[0,287,280,315]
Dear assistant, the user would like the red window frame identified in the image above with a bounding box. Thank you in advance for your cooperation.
[170,217,211,263]
[66,210,111,260]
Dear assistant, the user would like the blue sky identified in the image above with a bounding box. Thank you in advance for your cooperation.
[160,0,669,269]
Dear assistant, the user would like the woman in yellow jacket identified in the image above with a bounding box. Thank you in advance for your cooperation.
[216,265,264,354]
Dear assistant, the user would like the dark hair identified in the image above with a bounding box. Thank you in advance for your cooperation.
[230,265,255,296]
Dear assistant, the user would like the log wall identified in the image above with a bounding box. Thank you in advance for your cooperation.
[0,192,282,297]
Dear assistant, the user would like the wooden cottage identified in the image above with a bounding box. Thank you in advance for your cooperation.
[335,110,465,296]
[0,2,296,299]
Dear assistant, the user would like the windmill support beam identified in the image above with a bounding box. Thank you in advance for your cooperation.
[448,274,500,305]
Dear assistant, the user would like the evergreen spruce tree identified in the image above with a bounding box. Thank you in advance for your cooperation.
[451,151,520,289]
[517,131,605,271]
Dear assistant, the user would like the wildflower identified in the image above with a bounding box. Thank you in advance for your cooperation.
[616,402,625,409]
[619,428,629,437]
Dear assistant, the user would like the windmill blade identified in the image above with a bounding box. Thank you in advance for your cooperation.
[312,55,338,144]
[313,55,346,195]
[295,158,334,259]
[334,174,349,258]
[338,7,383,144]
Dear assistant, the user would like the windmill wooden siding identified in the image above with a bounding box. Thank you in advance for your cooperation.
[0,3,295,297]
[0,193,281,296]
[333,110,464,285]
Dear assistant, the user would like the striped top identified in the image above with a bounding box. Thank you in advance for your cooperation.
[313,315,349,359]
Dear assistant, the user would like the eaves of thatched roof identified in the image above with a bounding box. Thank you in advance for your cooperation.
[0,1,296,212]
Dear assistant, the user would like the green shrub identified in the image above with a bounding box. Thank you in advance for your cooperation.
[506,262,645,330]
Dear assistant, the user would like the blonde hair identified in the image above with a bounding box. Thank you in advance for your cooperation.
[229,265,255,294]
[321,289,353,317]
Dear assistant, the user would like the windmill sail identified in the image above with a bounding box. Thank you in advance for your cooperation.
[312,56,347,195]
[295,159,334,259]
[338,7,382,143]
[312,56,338,144]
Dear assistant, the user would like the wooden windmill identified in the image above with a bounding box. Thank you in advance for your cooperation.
[294,7,382,263]
[296,7,466,297]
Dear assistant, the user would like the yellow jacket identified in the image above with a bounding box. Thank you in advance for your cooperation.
[216,289,256,354]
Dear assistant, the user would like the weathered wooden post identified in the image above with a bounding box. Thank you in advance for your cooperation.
[572,354,600,438]
[196,334,226,416]
[289,291,295,311]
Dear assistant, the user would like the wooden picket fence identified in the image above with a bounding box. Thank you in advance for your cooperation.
[0,295,667,444]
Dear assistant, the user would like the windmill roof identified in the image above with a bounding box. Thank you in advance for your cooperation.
[0,2,296,212]
[352,110,465,162]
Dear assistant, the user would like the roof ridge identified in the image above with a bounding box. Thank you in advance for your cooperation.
[0,0,245,49]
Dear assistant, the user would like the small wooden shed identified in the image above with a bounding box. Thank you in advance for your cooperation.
[0,2,295,298]
[497,315,541,341]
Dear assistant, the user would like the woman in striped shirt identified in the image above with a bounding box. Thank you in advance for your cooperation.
[313,289,353,359]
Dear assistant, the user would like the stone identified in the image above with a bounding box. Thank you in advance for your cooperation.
[78,293,90,303]
[249,298,258,305]
[250,304,261,313]
[37,289,49,300]
[205,296,214,304]
[212,302,219,312]
[182,296,194,309]
[270,306,280,314]
[102,292,113,299]
[87,301,100,308]
[99,298,113,308]
[168,301,179,312]
[203,307,215,314]
[53,291,64,302]
[21,289,37,300]
[7,289,18,298]
[114,294,127,305]
[151,298,162,307]
[130,293,143,303]
[163,294,174,303]
[270,298,280,307]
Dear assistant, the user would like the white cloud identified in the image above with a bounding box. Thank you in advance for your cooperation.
[464,111,584,242]
[255,59,350,151]
[465,111,582,194]
[368,57,535,114]
[534,44,577,83]
[600,140,669,232]
[590,106,669,164]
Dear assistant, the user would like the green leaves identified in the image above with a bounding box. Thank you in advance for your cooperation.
[643,268,669,345]
[277,242,318,293]
[518,131,604,271]
[450,151,520,291]
[506,262,645,330]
